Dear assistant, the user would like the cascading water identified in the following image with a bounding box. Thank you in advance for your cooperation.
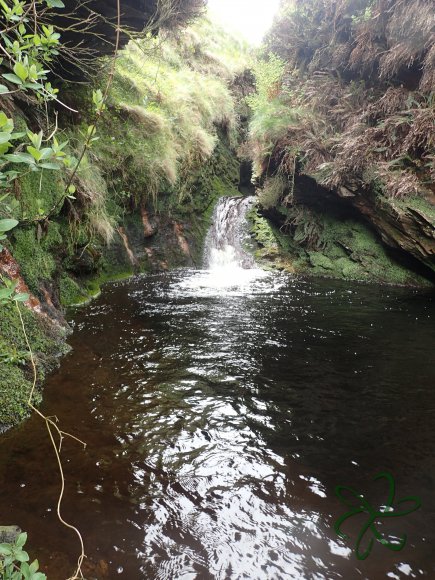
[190,195,270,290]
[203,196,256,270]
[177,195,281,295]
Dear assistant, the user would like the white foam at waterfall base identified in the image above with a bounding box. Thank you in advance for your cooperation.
[177,196,277,295]
[204,242,269,289]
[178,260,270,295]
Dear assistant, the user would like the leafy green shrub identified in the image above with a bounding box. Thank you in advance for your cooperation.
[0,532,46,580]
[245,54,306,177]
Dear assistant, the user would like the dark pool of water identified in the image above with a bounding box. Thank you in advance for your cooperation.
[1,271,434,579]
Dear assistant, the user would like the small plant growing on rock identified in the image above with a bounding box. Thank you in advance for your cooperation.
[0,532,46,580]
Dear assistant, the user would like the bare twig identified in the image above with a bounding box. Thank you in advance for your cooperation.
[15,301,87,580]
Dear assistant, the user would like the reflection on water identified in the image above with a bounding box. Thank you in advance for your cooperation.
[0,270,434,579]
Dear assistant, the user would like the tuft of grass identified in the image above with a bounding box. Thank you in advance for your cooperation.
[258,175,288,209]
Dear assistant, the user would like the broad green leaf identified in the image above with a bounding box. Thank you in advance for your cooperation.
[20,563,31,580]
[23,82,44,90]
[14,549,30,562]
[10,132,26,140]
[0,132,12,145]
[45,0,65,7]
[35,131,43,150]
[38,162,60,169]
[4,153,35,164]
[0,84,9,94]
[27,131,42,150]
[27,146,42,162]
[16,532,27,548]
[14,62,28,82]
[0,288,14,299]
[0,111,9,127]
[0,218,19,232]
[0,143,11,155]
[53,138,68,151]
[0,543,12,555]
[39,147,53,160]
[2,73,23,85]
[29,559,39,574]
[14,294,29,304]
[0,117,13,132]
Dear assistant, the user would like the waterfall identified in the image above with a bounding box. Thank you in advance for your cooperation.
[178,195,269,292]
[204,196,256,270]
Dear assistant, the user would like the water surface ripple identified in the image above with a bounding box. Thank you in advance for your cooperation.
[0,271,434,579]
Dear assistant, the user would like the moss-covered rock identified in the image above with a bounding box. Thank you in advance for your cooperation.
[18,170,65,221]
[0,365,37,429]
[0,303,68,430]
[248,202,430,286]
[12,228,59,297]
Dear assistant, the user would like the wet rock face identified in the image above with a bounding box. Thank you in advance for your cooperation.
[141,208,158,239]
[239,161,255,195]
[58,0,156,58]
[0,248,67,325]
[352,195,435,279]
[0,249,41,313]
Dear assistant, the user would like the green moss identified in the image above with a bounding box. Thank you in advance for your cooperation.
[46,222,63,246]
[12,228,57,296]
[248,207,278,248]
[393,195,435,221]
[0,304,67,362]
[249,202,429,286]
[72,270,134,308]
[59,275,87,307]
[0,365,36,427]
[308,252,334,270]
[0,302,67,429]
[19,170,64,221]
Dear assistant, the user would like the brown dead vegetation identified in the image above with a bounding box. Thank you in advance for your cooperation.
[250,0,434,202]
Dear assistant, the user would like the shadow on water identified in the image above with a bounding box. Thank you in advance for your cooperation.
[0,268,434,579]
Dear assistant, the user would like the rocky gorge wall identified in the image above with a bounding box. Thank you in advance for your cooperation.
[243,0,435,285]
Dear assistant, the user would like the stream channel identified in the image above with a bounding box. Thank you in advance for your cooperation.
[1,197,435,579]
